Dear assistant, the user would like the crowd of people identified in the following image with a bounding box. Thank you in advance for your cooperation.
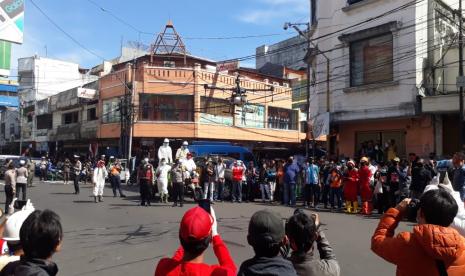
[3,137,465,275]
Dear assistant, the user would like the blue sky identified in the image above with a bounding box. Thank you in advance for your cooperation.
[12,0,309,71]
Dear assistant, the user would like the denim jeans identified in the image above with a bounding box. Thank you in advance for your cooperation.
[203,182,214,201]
[214,179,224,201]
[260,182,271,201]
[330,187,343,209]
[283,182,296,206]
[232,180,242,202]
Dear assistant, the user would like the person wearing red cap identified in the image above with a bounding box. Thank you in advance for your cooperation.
[154,207,236,276]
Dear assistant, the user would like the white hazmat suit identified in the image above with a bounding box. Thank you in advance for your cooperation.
[158,139,173,165]
[93,164,108,200]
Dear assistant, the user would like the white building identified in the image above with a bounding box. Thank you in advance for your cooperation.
[17,56,98,146]
[309,0,460,158]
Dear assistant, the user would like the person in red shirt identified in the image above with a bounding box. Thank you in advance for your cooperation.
[358,157,373,215]
[343,160,359,214]
[231,161,245,203]
[154,206,236,276]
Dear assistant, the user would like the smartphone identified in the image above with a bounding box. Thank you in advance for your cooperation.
[198,199,211,214]
[14,200,27,210]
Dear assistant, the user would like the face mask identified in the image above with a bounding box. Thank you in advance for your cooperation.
[161,161,166,165]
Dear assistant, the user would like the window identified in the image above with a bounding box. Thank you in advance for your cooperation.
[350,33,393,86]
[163,61,176,68]
[200,97,233,126]
[27,114,32,122]
[102,98,121,123]
[62,111,79,125]
[36,114,53,129]
[0,123,4,138]
[87,107,97,121]
[268,107,298,130]
[139,94,193,122]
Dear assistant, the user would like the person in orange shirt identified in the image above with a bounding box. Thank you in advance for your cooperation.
[371,189,465,276]
[329,167,343,211]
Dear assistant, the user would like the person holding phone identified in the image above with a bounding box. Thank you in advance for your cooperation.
[285,210,340,276]
[155,207,236,275]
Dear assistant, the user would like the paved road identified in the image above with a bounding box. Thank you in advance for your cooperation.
[0,179,410,276]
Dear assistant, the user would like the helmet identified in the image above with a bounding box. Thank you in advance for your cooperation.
[19,160,26,166]
[3,210,34,241]
[347,160,356,167]
[182,141,188,146]
[163,138,169,143]
[360,157,369,163]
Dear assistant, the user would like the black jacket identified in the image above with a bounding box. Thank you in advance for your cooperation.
[410,166,432,193]
[238,255,297,276]
[0,258,58,276]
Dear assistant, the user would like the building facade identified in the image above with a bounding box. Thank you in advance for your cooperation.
[98,54,303,160]
[310,0,438,158]
[17,56,98,153]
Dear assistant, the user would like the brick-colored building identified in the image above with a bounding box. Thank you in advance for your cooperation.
[98,53,304,158]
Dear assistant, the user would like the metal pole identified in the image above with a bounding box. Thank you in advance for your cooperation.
[326,57,330,157]
[127,63,136,163]
[19,104,22,155]
[306,38,311,159]
[459,0,464,151]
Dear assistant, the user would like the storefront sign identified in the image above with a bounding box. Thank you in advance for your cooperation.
[216,60,239,72]
[77,88,96,99]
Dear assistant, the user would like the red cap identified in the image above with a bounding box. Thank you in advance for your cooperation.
[179,207,213,241]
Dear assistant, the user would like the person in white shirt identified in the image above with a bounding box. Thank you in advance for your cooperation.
[215,158,227,202]
[156,158,172,203]
[369,159,378,186]
[175,141,190,162]
[158,138,173,165]
[93,160,108,203]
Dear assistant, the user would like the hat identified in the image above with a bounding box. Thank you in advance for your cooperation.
[248,210,284,245]
[347,160,355,167]
[19,160,26,166]
[164,138,169,143]
[3,209,34,241]
[179,207,213,241]
[360,157,369,163]
[393,157,400,162]
[182,141,188,146]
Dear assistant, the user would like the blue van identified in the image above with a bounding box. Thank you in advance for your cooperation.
[188,141,255,164]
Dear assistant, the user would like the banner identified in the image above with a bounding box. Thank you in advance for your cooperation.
[77,87,96,99]
[312,112,330,139]
[216,60,239,72]
[0,39,10,76]
[236,104,265,128]
[0,0,24,44]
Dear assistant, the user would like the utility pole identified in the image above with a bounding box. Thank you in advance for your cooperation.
[127,63,136,163]
[459,0,464,151]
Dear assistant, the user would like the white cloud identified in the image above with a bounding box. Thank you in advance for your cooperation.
[237,0,309,25]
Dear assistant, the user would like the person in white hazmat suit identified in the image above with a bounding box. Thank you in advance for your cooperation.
[158,138,173,165]
[175,141,190,162]
[93,160,108,203]
[156,158,172,203]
